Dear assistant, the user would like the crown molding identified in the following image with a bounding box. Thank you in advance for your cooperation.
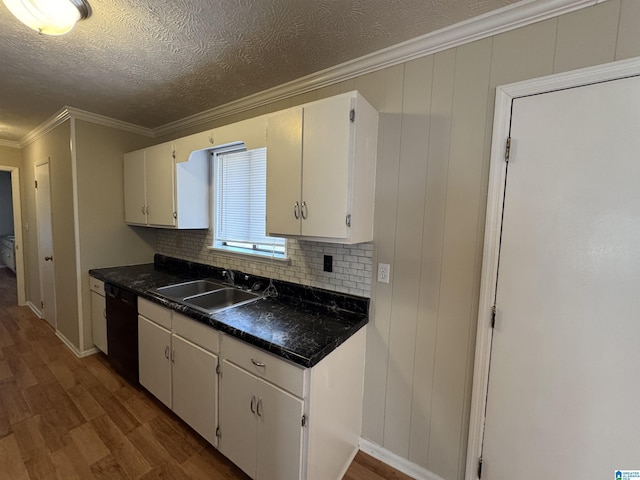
[0,139,20,149]
[20,107,154,148]
[154,0,607,136]
[15,0,607,144]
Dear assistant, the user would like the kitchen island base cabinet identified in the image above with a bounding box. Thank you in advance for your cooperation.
[219,360,304,480]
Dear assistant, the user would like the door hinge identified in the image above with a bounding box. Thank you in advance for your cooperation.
[172,150,176,160]
[505,137,511,162]
[478,457,483,479]
[34,180,38,189]
[491,305,496,328]
[349,108,355,122]
[216,426,221,438]
[346,214,351,227]
[216,363,221,375]
[302,414,307,427]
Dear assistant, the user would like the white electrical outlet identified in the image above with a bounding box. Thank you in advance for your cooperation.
[377,263,390,283]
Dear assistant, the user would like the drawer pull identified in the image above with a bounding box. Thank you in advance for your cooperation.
[251,358,265,368]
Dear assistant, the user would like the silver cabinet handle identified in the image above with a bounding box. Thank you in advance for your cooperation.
[293,201,300,219]
[251,358,265,368]
[102,308,106,319]
[44,256,53,261]
[141,205,146,214]
[257,397,263,417]
[250,395,256,414]
[146,205,150,214]
[164,346,170,360]
[171,349,175,363]
[301,201,308,220]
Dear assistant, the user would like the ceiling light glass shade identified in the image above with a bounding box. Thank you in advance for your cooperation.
[3,0,91,35]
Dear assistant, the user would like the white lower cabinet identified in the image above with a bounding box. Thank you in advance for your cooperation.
[138,296,367,480]
[137,298,219,446]
[220,360,304,480]
[172,335,218,445]
[89,277,107,354]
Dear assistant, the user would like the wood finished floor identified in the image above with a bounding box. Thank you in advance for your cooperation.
[0,268,414,480]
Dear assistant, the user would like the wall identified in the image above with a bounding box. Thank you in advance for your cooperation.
[0,171,13,236]
[75,119,156,349]
[21,121,79,344]
[151,2,640,478]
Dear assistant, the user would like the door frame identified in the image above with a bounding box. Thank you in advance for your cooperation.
[0,165,26,305]
[465,55,640,479]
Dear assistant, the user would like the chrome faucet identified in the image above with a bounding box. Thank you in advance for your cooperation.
[222,269,235,285]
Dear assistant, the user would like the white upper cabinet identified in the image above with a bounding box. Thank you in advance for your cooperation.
[265,91,378,244]
[124,141,208,229]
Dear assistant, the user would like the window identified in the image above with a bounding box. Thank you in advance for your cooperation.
[212,147,286,258]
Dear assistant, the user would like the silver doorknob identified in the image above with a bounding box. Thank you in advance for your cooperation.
[44,256,53,261]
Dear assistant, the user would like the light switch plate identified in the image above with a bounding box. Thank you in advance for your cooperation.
[377,263,390,283]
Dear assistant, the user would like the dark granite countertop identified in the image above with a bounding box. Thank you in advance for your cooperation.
[89,255,368,368]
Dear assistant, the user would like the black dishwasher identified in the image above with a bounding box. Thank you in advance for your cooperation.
[105,283,139,385]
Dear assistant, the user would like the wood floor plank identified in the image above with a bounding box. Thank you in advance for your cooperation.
[88,382,140,434]
[91,414,153,479]
[0,434,30,480]
[89,454,129,480]
[69,422,110,465]
[67,384,106,421]
[0,382,32,425]
[51,438,98,480]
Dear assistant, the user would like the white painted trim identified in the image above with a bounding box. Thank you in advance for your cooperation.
[359,438,446,480]
[69,118,85,353]
[26,301,42,318]
[0,139,20,149]
[153,0,604,136]
[465,55,640,480]
[20,106,153,148]
[56,331,98,358]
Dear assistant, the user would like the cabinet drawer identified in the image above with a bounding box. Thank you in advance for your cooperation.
[222,334,305,398]
[89,277,104,296]
[173,313,219,354]
[138,297,172,330]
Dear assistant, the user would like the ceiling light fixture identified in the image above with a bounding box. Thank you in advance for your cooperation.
[3,0,92,35]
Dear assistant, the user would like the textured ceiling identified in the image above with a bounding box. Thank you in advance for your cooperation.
[0,0,519,142]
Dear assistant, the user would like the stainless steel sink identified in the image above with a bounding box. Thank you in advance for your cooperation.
[153,280,225,299]
[183,288,260,313]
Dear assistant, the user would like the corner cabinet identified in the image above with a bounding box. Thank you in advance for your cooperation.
[123,141,209,229]
[266,91,378,244]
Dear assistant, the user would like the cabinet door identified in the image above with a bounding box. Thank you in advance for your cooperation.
[172,335,218,446]
[173,131,212,164]
[302,95,352,238]
[256,378,304,480]
[145,142,176,227]
[138,316,172,408]
[266,108,303,236]
[215,116,267,150]
[123,150,147,224]
[219,360,257,478]
[90,291,107,354]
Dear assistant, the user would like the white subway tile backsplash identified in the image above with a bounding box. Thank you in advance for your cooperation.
[155,230,372,297]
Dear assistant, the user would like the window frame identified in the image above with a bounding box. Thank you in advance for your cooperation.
[210,146,287,260]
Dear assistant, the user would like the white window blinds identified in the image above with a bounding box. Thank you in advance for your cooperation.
[214,148,285,251]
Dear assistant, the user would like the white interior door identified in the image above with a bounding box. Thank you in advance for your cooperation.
[482,76,640,478]
[35,162,56,328]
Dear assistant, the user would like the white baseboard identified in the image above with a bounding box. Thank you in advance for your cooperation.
[55,331,99,358]
[359,438,446,480]
[26,301,42,318]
